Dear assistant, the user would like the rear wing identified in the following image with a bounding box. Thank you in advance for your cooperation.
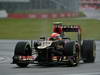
[63,25,81,32]
[53,24,81,33]
[53,24,81,41]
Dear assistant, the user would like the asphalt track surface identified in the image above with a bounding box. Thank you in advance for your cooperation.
[0,40,100,75]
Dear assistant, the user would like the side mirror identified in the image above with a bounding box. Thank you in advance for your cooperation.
[40,37,45,40]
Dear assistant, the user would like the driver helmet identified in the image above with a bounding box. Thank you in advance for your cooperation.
[50,33,62,40]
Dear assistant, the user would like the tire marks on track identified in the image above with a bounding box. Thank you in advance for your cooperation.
[0,57,11,64]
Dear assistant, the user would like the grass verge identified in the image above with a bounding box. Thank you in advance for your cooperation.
[0,18,100,40]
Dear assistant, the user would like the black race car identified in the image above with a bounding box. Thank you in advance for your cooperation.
[12,22,96,67]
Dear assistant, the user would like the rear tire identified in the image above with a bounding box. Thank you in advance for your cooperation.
[81,40,96,63]
[13,42,32,67]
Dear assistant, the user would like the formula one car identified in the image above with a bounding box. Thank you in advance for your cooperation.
[12,22,96,67]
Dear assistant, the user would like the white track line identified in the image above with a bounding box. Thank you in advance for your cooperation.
[66,72,100,75]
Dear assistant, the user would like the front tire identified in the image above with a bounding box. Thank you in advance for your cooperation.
[64,42,79,66]
[13,42,32,67]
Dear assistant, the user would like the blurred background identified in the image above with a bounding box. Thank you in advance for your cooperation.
[0,0,100,18]
[0,0,100,39]
[0,0,80,13]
